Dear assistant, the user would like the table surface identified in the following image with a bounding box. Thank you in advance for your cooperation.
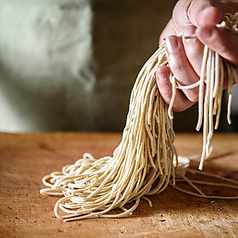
[0,132,238,238]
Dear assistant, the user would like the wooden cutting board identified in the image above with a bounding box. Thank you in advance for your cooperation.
[0,132,237,237]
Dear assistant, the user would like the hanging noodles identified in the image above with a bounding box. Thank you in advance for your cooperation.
[41,43,176,221]
[40,13,238,221]
[172,12,238,170]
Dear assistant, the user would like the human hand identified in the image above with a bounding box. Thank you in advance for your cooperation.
[156,0,238,112]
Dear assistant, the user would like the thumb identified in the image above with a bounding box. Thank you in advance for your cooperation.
[172,0,224,33]
[187,0,224,26]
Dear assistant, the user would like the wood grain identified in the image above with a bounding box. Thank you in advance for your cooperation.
[0,132,237,238]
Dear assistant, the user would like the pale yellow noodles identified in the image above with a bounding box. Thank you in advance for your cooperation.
[180,13,238,170]
[40,13,238,221]
[41,43,177,221]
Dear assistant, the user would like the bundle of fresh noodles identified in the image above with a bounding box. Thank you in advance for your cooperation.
[40,13,238,221]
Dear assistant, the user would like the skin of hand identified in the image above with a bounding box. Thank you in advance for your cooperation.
[156,0,238,112]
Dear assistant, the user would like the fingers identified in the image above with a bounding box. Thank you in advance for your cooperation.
[194,5,224,26]
[156,0,238,112]
[156,34,201,111]
[196,25,238,67]
[156,66,194,112]
[165,35,200,102]
[183,25,204,75]
[172,0,224,32]
[160,0,225,44]
[188,1,224,26]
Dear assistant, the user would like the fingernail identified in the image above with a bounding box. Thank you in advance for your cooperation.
[166,37,179,54]
[196,26,213,40]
